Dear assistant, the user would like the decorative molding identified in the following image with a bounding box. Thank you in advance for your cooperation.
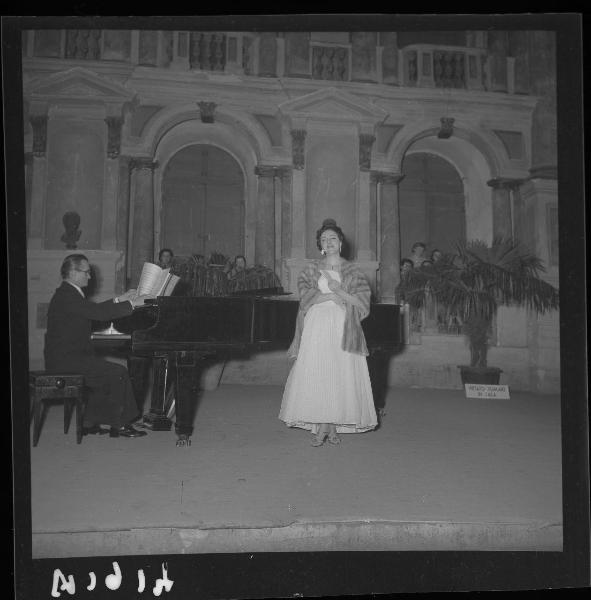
[486,177,526,190]
[437,116,455,139]
[370,170,404,185]
[254,165,292,178]
[30,114,48,157]
[528,165,558,180]
[197,101,216,123]
[105,116,124,159]
[290,129,307,170]
[24,66,135,106]
[359,133,376,170]
[129,157,158,172]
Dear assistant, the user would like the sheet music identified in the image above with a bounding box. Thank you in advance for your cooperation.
[137,262,169,296]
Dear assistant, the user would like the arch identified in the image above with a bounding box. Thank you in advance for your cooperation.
[161,144,245,260]
[152,117,261,264]
[136,103,274,161]
[391,124,505,244]
[399,152,466,257]
[387,121,506,177]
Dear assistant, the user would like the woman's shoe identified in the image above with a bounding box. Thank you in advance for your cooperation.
[310,431,328,447]
[328,432,341,445]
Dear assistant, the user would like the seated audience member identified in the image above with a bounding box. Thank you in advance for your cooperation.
[400,258,414,276]
[158,248,174,269]
[431,248,443,263]
[225,254,247,279]
[408,242,427,268]
[44,254,153,438]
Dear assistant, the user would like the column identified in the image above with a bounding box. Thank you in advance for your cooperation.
[254,166,277,268]
[512,184,534,249]
[279,167,293,288]
[128,157,158,285]
[357,133,376,261]
[487,177,524,241]
[102,115,124,251]
[373,171,404,303]
[290,129,307,259]
[28,113,49,249]
[25,152,33,239]
[116,155,132,293]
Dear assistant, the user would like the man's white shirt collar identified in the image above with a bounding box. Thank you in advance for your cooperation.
[65,280,85,298]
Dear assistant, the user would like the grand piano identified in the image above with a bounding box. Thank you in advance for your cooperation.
[93,290,402,446]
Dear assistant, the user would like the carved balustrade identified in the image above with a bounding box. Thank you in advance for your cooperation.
[25,32,517,94]
[401,44,489,90]
[311,44,350,81]
[189,32,227,71]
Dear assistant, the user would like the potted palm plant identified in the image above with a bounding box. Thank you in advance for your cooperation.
[397,238,559,385]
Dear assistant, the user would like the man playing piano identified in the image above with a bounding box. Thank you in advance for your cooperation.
[44,254,153,438]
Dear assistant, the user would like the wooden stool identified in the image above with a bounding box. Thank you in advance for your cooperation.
[29,372,86,446]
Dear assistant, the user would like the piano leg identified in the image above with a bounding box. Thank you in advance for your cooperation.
[173,351,199,447]
[367,351,391,420]
[173,351,211,447]
[127,355,150,413]
[140,355,174,431]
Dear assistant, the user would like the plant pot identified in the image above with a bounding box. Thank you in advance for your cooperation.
[458,366,503,386]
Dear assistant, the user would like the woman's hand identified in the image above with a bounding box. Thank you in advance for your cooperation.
[327,279,342,292]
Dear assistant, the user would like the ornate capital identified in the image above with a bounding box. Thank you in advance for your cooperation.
[437,117,455,139]
[359,133,376,171]
[370,171,405,185]
[129,157,158,172]
[105,116,124,159]
[30,114,48,157]
[255,165,292,179]
[290,129,307,170]
[197,101,217,123]
[528,165,558,180]
[487,177,525,191]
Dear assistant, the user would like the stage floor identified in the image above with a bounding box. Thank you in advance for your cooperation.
[30,385,562,557]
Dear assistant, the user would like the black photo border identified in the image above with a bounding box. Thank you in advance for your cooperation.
[5,12,589,599]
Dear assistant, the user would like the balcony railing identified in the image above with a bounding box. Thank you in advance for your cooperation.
[401,44,488,90]
[24,31,517,93]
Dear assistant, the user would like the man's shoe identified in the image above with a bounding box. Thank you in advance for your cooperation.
[109,424,148,438]
[82,425,110,436]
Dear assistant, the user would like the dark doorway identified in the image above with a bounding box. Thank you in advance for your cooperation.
[399,152,465,259]
[161,144,244,259]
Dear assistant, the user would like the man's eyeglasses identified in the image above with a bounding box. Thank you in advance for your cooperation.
[74,268,91,274]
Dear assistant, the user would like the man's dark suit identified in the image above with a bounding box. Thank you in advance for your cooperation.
[44,281,139,428]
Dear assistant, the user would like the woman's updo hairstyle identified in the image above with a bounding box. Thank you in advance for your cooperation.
[316,218,345,251]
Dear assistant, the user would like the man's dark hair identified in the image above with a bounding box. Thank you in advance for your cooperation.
[60,254,89,279]
[411,242,426,252]
[159,248,174,261]
[316,218,345,251]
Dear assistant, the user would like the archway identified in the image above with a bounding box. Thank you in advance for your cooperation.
[399,152,465,260]
[160,144,244,260]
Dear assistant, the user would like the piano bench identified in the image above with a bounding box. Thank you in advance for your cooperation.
[29,371,86,446]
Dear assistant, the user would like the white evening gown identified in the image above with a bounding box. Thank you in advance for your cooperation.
[279,271,377,434]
